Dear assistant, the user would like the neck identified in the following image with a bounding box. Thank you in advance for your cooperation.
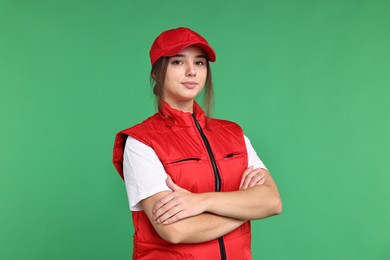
[163,99,194,113]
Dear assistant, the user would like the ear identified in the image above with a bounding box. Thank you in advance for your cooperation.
[152,73,156,81]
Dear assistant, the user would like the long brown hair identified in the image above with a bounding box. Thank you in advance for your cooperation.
[150,56,214,117]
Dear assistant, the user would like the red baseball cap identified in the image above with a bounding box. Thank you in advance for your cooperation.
[149,27,216,65]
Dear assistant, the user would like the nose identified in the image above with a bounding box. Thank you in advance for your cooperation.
[185,63,196,77]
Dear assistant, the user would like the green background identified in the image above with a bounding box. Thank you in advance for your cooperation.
[1,0,389,259]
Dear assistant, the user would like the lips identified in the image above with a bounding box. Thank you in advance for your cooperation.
[181,81,198,89]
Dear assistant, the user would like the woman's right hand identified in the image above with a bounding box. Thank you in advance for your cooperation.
[239,166,266,190]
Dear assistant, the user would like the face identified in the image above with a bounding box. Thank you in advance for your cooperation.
[162,45,208,112]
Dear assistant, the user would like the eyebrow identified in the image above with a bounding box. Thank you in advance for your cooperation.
[172,54,207,59]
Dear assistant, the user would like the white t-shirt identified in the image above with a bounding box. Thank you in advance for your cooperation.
[123,135,266,211]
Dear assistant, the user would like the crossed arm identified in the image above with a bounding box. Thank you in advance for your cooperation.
[139,167,282,244]
[141,191,245,244]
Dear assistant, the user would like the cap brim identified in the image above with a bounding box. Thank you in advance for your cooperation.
[161,42,216,63]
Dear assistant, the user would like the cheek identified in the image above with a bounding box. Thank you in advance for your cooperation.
[164,71,177,86]
[166,68,182,82]
[200,69,208,83]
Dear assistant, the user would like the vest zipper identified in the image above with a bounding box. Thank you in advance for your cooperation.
[192,114,227,260]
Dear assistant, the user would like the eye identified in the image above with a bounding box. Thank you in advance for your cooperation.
[195,60,205,66]
[171,59,183,65]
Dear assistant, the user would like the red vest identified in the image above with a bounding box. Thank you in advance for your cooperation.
[113,102,252,260]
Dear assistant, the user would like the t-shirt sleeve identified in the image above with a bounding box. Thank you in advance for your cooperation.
[123,136,171,211]
[244,135,267,170]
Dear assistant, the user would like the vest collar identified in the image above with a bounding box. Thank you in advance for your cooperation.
[160,101,206,128]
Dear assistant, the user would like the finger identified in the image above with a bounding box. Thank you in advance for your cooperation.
[258,176,266,185]
[156,204,184,224]
[242,169,263,189]
[241,168,262,189]
[247,172,265,188]
[239,166,254,188]
[162,210,189,225]
[166,176,181,191]
[154,198,181,220]
[257,170,267,185]
[152,193,176,213]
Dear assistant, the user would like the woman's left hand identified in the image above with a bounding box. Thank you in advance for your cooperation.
[152,176,206,225]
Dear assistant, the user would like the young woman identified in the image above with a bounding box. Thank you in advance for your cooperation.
[113,27,282,260]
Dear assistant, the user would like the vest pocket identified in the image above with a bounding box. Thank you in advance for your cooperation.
[166,157,201,164]
[224,152,240,158]
[222,151,245,160]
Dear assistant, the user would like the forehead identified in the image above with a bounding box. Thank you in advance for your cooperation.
[176,45,206,57]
